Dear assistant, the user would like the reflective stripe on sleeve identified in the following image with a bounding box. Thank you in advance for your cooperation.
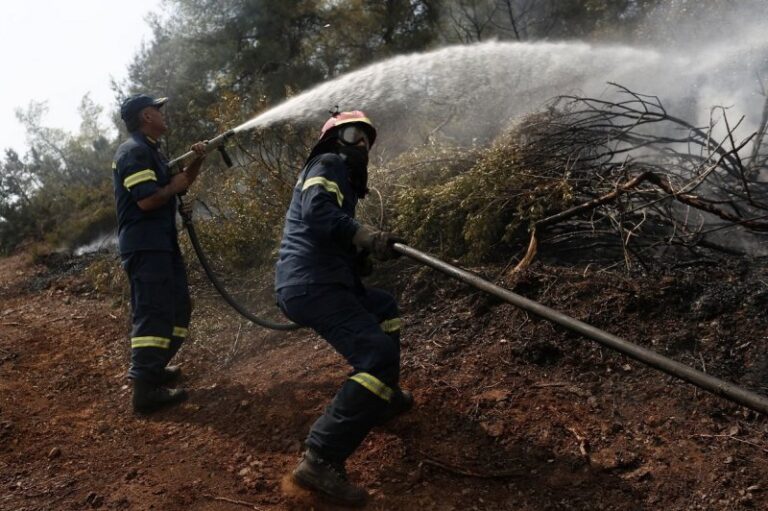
[302,176,344,207]
[123,169,157,190]
[349,372,393,402]
[172,326,188,338]
[380,318,402,333]
[131,336,171,349]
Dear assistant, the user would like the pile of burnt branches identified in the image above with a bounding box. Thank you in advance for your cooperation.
[514,83,768,271]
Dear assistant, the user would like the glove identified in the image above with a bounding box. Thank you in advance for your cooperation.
[354,250,374,277]
[352,225,405,261]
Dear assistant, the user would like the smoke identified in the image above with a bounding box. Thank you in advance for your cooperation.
[620,0,768,139]
[73,231,117,256]
[641,7,768,138]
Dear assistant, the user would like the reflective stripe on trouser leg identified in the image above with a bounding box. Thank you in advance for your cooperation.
[277,284,403,461]
[349,372,393,401]
[168,326,187,361]
[357,287,401,385]
[124,251,176,384]
[166,248,192,362]
[131,336,170,349]
[306,376,392,462]
[379,318,401,334]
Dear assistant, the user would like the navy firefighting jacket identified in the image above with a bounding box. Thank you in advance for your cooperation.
[275,153,362,290]
[112,132,177,255]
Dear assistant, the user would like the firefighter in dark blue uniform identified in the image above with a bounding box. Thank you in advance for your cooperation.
[275,111,412,506]
[113,94,207,413]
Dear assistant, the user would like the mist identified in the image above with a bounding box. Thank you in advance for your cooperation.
[236,1,768,157]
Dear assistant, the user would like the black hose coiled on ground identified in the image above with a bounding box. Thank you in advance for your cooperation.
[184,217,300,331]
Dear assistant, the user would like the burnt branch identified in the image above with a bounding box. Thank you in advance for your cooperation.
[508,83,768,271]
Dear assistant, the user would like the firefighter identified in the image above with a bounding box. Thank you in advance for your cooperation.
[275,110,413,506]
[113,94,206,413]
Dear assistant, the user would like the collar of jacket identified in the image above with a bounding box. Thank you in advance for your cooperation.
[132,131,160,149]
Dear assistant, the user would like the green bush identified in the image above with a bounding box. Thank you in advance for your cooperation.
[84,256,129,304]
[387,116,577,263]
[47,181,116,251]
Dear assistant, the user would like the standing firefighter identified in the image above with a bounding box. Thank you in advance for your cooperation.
[276,110,413,506]
[113,94,206,413]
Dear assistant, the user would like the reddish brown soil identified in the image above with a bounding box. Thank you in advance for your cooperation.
[2,250,768,511]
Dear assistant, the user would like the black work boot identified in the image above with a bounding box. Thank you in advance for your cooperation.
[379,389,413,425]
[132,379,188,414]
[159,365,182,385]
[292,449,368,507]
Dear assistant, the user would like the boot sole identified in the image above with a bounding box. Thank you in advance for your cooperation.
[292,470,367,508]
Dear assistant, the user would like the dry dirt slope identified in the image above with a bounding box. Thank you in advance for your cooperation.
[1,250,768,510]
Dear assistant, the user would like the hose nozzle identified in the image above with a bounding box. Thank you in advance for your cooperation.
[168,129,236,169]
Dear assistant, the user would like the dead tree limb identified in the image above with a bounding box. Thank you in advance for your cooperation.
[508,84,768,271]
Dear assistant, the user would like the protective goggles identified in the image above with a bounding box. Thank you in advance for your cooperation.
[337,124,371,148]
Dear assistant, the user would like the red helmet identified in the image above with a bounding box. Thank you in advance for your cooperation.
[317,110,377,148]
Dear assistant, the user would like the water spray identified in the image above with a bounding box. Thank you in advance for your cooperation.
[165,35,768,414]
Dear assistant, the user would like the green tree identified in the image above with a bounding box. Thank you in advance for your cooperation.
[119,0,441,154]
[440,0,663,43]
[0,149,41,251]
[2,96,118,252]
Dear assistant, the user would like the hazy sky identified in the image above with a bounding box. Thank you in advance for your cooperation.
[0,0,162,155]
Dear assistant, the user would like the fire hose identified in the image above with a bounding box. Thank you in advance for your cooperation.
[170,130,300,331]
[394,243,768,415]
[170,135,768,415]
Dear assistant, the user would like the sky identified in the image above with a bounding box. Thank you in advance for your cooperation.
[0,0,162,155]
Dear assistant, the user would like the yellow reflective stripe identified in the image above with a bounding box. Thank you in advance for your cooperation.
[380,318,402,333]
[123,169,157,190]
[111,161,117,170]
[302,176,344,207]
[131,336,171,349]
[172,326,188,338]
[350,372,393,402]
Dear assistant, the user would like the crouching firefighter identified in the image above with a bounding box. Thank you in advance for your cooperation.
[112,94,207,413]
[275,110,413,506]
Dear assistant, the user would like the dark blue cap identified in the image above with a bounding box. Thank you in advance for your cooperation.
[120,94,167,123]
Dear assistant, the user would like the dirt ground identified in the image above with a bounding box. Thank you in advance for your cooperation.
[2,248,768,511]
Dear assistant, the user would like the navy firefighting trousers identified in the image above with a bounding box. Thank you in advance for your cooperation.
[277,284,402,462]
[122,248,191,384]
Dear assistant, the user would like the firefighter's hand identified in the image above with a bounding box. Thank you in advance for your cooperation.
[353,225,405,261]
[373,231,406,260]
[190,141,208,159]
[183,141,208,187]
